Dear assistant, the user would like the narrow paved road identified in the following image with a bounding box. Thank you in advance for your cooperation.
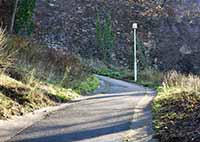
[10,75,156,142]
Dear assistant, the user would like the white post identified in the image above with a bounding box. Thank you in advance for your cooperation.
[132,23,138,82]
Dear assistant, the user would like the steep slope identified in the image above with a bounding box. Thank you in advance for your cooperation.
[34,0,200,74]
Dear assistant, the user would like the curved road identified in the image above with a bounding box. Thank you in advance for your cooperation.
[9,75,156,142]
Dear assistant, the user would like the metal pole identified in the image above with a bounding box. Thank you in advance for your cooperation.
[132,23,137,82]
[134,28,137,82]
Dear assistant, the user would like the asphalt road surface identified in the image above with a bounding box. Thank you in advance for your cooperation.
[9,75,156,142]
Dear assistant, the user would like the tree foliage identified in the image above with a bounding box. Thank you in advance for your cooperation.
[15,0,36,34]
[96,14,115,63]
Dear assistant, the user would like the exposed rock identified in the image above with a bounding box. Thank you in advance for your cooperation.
[33,0,200,74]
[179,45,192,55]
[1,0,199,74]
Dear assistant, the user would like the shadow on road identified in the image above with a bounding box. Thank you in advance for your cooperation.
[11,102,152,142]
[10,77,155,142]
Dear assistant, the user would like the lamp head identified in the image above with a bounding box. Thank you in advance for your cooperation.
[132,23,138,29]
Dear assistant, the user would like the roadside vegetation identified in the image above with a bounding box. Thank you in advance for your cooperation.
[93,66,161,88]
[153,71,200,142]
[1,1,199,141]
[93,64,200,142]
[0,28,99,119]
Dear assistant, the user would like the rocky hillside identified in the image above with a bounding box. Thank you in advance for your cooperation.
[33,0,200,74]
[1,0,199,74]
[152,1,200,74]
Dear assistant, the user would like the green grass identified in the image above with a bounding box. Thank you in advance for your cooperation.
[93,67,131,79]
[0,72,100,119]
[74,75,100,94]
[93,66,161,89]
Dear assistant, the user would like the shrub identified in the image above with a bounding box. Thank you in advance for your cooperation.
[132,37,151,70]
[137,67,162,88]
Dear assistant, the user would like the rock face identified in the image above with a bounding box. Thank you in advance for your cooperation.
[34,0,133,65]
[0,0,199,74]
[24,0,200,74]
[151,1,200,74]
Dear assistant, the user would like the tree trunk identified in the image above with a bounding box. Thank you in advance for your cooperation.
[10,0,19,33]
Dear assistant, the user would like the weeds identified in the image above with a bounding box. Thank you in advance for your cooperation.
[0,36,100,119]
[59,66,70,87]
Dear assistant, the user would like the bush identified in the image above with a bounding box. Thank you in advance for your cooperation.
[93,66,132,80]
[74,76,100,94]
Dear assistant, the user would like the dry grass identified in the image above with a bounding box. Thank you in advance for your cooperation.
[0,28,6,48]
[0,28,9,69]
[153,71,200,142]
[7,36,90,88]
[0,72,80,119]
[0,28,17,70]
[162,70,200,93]
[0,35,99,119]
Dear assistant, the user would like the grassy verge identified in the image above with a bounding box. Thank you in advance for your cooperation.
[93,66,132,80]
[74,75,100,94]
[0,31,99,119]
[0,72,99,119]
[93,66,161,88]
[153,71,200,142]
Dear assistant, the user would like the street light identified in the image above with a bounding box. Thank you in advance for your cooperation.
[132,23,138,82]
